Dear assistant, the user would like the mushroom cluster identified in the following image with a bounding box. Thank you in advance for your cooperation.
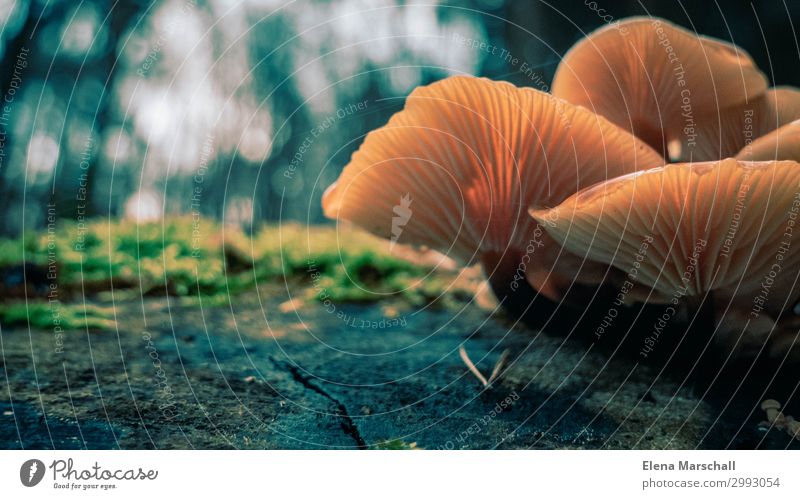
[323,17,800,360]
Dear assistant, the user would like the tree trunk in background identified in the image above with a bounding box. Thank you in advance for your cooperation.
[0,4,40,234]
[81,0,148,219]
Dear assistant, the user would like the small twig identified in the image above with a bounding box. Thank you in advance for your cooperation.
[459,345,489,387]
[459,346,510,388]
[487,349,510,386]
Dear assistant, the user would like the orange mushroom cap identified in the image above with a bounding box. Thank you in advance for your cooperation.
[681,87,800,162]
[552,17,768,161]
[737,119,800,163]
[531,159,800,307]
[323,76,663,290]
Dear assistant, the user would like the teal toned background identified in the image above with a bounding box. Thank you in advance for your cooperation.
[2,0,800,450]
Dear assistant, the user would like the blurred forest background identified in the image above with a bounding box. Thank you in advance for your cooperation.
[0,0,798,236]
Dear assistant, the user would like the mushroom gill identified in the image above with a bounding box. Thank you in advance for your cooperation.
[552,17,769,161]
[532,158,800,354]
[323,75,663,316]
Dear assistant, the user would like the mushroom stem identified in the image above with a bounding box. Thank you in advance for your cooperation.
[758,399,800,440]
[483,249,536,314]
[481,249,645,336]
[681,291,716,343]
[481,249,564,329]
[673,291,719,381]
[689,289,717,356]
[761,399,783,424]
[694,290,717,337]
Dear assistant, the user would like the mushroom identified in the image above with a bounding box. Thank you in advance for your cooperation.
[323,75,663,319]
[760,399,800,440]
[552,17,769,161]
[761,399,784,425]
[531,158,800,354]
[737,119,800,163]
[685,87,800,162]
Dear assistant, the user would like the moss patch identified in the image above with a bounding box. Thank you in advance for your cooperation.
[0,218,483,328]
[0,301,116,330]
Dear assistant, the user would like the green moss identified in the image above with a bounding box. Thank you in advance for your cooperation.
[0,302,116,330]
[0,218,479,313]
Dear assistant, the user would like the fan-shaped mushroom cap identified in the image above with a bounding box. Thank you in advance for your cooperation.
[323,76,663,288]
[677,87,800,162]
[531,159,800,311]
[772,86,800,124]
[737,119,800,162]
[552,17,768,161]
